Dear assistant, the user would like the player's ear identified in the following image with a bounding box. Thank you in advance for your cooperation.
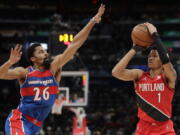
[30,57,36,63]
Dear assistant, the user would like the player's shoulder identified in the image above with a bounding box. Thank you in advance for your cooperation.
[9,66,28,79]
[11,66,26,71]
[15,67,28,75]
[18,66,28,71]
[132,69,144,80]
[132,69,144,75]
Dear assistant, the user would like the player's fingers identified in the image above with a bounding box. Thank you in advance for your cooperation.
[13,47,17,55]
[101,4,105,8]
[99,4,105,11]
[146,22,154,27]
[16,44,21,52]
[101,4,105,10]
[15,44,20,50]
[13,45,19,56]
[10,48,13,56]
[144,22,149,26]
[17,45,22,53]
[18,52,22,58]
[14,45,22,57]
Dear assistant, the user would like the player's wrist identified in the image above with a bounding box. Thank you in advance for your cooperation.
[132,45,143,52]
[152,32,159,38]
[7,60,14,65]
[90,17,97,24]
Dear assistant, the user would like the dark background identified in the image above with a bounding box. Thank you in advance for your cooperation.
[0,0,180,135]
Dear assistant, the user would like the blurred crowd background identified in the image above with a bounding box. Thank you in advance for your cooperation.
[0,0,180,135]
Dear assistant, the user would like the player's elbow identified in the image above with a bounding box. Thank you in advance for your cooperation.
[112,69,121,78]
[112,68,126,80]
[112,69,116,77]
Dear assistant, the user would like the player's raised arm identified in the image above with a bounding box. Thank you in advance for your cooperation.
[0,44,27,80]
[145,23,177,87]
[51,4,105,73]
[112,45,144,81]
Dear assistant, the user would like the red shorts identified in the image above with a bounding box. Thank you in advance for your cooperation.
[5,109,41,135]
[135,119,176,135]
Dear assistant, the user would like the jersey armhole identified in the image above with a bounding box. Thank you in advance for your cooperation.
[161,74,175,92]
[135,70,145,82]
[49,70,60,87]
[19,66,32,88]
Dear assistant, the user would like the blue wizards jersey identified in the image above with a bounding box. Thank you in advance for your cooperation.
[18,66,59,122]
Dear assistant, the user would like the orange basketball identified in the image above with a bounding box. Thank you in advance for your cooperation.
[131,24,154,47]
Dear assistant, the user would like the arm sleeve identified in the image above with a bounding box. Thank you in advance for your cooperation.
[152,32,170,64]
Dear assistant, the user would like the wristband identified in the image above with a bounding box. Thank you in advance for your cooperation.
[132,45,146,52]
[90,17,97,24]
[152,32,170,64]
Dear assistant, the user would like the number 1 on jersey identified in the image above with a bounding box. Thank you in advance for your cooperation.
[158,92,161,103]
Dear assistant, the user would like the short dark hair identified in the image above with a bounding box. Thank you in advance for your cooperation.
[141,45,157,56]
[149,45,157,50]
[27,43,41,64]
[146,45,173,62]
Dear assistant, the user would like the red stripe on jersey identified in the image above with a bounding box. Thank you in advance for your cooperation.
[28,70,53,78]
[21,86,59,96]
[10,109,25,135]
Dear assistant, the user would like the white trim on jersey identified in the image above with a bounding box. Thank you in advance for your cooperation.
[20,113,25,133]
[9,111,13,135]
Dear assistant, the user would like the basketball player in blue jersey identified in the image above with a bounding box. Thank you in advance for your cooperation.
[0,4,105,135]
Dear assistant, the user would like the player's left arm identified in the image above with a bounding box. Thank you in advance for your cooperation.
[163,63,177,83]
[51,4,105,73]
[55,68,62,83]
[145,22,177,88]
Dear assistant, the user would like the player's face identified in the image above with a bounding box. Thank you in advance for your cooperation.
[148,50,162,69]
[31,46,49,65]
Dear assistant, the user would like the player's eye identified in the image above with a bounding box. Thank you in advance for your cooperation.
[39,50,44,53]
[148,55,152,58]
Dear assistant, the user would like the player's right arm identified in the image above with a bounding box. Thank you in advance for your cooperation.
[112,47,143,81]
[0,67,27,80]
[0,44,27,80]
[50,4,105,74]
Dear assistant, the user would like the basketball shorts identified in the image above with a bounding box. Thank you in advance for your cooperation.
[135,119,176,135]
[5,109,41,135]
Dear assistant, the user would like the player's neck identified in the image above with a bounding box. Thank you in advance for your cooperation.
[149,68,162,77]
[33,64,44,71]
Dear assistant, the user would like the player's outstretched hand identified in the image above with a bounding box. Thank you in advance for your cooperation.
[144,22,157,35]
[92,4,105,24]
[8,44,22,65]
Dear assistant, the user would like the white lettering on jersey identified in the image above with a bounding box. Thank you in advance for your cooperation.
[28,79,53,85]
[139,83,164,92]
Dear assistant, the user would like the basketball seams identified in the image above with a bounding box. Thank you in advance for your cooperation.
[134,25,152,39]
[132,33,154,44]
[131,24,154,46]
[134,25,148,34]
